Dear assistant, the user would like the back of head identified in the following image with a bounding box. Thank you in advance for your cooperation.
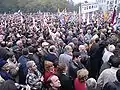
[77,69,89,82]
[64,45,72,53]
[48,45,56,52]
[110,55,120,68]
[73,52,80,59]
[22,48,28,55]
[57,63,67,74]
[86,78,97,89]
[28,46,34,53]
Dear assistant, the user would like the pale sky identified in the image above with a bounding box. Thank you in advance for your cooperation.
[73,0,96,4]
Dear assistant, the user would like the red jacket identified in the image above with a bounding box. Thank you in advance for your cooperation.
[44,71,54,84]
[74,78,86,90]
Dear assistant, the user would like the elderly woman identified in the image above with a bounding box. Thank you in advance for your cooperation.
[74,69,89,90]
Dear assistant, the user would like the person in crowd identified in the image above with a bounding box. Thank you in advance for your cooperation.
[13,40,23,60]
[0,11,119,90]
[18,48,29,84]
[103,69,120,90]
[99,55,113,74]
[69,52,85,80]
[86,78,97,90]
[59,45,73,68]
[77,29,85,45]
[46,75,61,90]
[79,45,89,68]
[0,59,13,81]
[57,63,74,90]
[89,37,105,79]
[28,46,41,71]
[26,61,43,90]
[45,45,58,65]
[74,68,89,90]
[84,30,92,43]
[44,61,55,84]
[72,37,79,52]
[0,80,17,90]
[97,55,120,89]
[102,44,115,63]
[41,42,49,58]
[7,52,19,82]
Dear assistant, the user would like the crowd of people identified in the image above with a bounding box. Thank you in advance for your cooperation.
[0,12,120,90]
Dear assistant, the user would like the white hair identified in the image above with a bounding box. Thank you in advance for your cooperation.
[86,78,97,89]
[79,45,85,51]
[42,42,49,47]
[16,40,22,46]
[26,61,35,68]
[91,34,99,40]
[108,44,115,52]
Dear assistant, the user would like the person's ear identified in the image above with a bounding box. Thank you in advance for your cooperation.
[50,82,53,87]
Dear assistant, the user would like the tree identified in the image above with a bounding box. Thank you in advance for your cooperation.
[0,0,75,13]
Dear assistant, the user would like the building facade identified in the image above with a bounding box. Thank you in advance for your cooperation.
[96,0,120,11]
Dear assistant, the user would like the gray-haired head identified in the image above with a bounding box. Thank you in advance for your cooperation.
[86,78,97,89]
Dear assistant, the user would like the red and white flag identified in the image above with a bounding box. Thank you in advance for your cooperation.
[111,6,117,25]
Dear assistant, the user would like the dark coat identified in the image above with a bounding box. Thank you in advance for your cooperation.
[58,73,74,90]
[69,60,85,80]
[88,42,104,79]
[18,55,28,84]
[45,52,58,65]
[0,70,13,81]
[103,81,120,90]
[99,62,111,74]
[0,80,17,90]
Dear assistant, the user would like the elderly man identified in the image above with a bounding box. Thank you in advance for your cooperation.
[26,61,43,90]
[84,30,92,43]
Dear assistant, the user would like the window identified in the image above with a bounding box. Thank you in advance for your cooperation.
[92,5,94,8]
[89,6,91,9]
[87,6,88,10]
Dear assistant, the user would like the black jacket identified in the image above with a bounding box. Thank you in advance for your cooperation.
[69,60,85,80]
[103,81,120,90]
[58,73,74,90]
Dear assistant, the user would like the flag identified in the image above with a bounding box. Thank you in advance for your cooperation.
[57,8,60,14]
[104,11,108,21]
[82,13,86,22]
[111,6,117,24]
[87,13,90,25]
[79,6,81,23]
[89,12,92,23]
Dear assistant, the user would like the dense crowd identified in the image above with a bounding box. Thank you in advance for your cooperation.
[0,12,120,90]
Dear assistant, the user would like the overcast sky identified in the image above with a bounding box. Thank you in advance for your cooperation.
[73,0,96,4]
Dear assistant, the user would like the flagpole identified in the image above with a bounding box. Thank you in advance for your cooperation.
[79,5,81,26]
